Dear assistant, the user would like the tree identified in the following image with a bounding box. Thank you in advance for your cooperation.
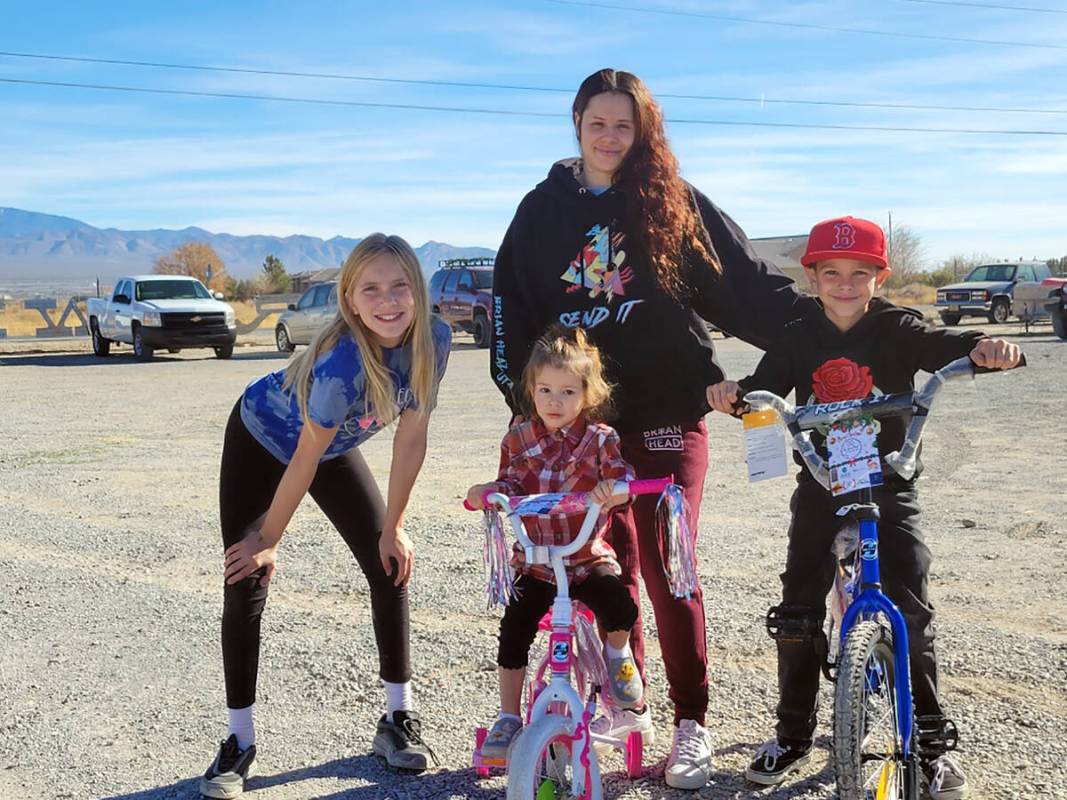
[884,224,927,288]
[154,242,227,290]
[1047,255,1067,276]
[261,254,291,293]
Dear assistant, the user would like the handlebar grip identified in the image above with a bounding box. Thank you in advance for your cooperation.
[628,477,673,496]
[972,352,1027,375]
[463,499,478,511]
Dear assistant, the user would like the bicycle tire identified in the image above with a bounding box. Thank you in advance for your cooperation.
[506,714,603,800]
[833,619,917,800]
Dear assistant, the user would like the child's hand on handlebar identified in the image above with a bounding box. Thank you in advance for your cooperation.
[589,480,628,511]
[970,338,1022,370]
[466,482,496,511]
[706,380,743,416]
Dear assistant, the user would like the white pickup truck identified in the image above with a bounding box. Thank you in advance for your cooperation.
[87,274,237,360]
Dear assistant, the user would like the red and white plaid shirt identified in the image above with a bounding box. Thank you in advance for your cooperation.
[489,416,634,584]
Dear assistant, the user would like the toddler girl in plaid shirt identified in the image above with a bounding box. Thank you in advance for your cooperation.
[466,326,644,761]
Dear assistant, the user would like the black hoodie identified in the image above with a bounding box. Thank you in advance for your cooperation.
[737,297,986,480]
[491,159,813,434]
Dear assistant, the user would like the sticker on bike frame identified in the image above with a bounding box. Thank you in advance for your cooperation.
[826,416,883,496]
[552,640,570,662]
[511,492,588,517]
[861,539,878,561]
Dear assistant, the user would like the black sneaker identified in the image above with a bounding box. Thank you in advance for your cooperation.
[372,710,439,772]
[200,734,256,799]
[923,754,968,800]
[745,738,811,785]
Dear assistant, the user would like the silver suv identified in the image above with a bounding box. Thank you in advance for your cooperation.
[275,282,338,351]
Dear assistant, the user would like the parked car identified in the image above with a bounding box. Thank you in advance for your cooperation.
[275,281,338,352]
[87,275,237,360]
[1048,279,1067,340]
[428,258,494,348]
[935,262,1052,326]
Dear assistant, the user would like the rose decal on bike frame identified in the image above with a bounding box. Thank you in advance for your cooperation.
[811,357,874,403]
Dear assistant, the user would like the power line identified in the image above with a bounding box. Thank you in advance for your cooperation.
[3,76,1067,136]
[894,0,1067,14]
[542,0,1067,49]
[2,49,1066,116]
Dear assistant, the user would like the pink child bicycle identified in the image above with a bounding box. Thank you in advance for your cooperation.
[466,477,681,800]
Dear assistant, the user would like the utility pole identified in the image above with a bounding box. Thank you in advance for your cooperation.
[887,211,894,270]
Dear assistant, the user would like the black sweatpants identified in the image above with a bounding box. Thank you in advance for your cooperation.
[219,401,410,709]
[776,477,943,749]
[497,567,638,669]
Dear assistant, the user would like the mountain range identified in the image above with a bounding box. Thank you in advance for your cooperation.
[0,208,496,282]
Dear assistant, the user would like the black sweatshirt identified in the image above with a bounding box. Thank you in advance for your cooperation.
[737,297,986,480]
[490,159,813,434]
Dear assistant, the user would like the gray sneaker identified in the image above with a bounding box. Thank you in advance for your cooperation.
[923,754,968,800]
[606,654,643,710]
[200,734,256,799]
[373,710,438,772]
[480,715,523,761]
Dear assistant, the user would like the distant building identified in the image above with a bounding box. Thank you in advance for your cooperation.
[749,234,808,285]
[290,267,340,294]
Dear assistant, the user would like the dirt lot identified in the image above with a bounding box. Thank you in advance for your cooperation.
[1,328,1064,799]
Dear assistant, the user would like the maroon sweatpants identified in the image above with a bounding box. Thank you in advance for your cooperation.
[608,419,709,725]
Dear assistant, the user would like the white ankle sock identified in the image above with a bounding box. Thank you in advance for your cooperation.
[384,680,413,721]
[498,711,522,723]
[227,704,255,750]
[605,641,633,660]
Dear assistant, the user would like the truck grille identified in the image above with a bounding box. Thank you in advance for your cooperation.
[945,291,970,302]
[162,312,228,331]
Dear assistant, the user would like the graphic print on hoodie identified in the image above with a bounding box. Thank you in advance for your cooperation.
[560,224,635,304]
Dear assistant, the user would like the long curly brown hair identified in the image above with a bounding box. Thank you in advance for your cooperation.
[573,69,720,299]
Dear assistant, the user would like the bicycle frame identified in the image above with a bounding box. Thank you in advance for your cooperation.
[745,355,1022,772]
[474,477,670,795]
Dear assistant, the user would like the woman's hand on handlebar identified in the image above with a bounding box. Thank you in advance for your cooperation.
[706,380,744,416]
[465,482,496,511]
[970,338,1022,370]
[589,480,628,511]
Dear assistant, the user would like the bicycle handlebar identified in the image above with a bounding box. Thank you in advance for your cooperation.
[743,355,1024,488]
[462,476,672,512]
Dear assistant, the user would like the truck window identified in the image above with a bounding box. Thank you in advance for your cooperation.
[457,272,474,293]
[429,271,447,293]
[473,271,493,290]
[1016,265,1036,282]
[136,280,210,301]
[442,272,460,293]
[327,284,338,306]
[312,284,332,306]
[967,265,1016,282]
[297,288,317,310]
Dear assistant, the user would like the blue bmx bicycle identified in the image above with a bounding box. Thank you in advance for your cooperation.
[744,354,1022,800]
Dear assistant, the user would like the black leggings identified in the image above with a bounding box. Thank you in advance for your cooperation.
[219,401,410,709]
[497,568,638,669]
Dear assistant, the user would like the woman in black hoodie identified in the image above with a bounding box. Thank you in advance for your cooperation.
[490,68,812,790]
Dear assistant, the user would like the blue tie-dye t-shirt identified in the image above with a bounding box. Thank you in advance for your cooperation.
[241,316,452,463]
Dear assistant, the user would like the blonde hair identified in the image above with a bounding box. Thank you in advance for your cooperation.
[520,326,614,423]
[283,233,436,427]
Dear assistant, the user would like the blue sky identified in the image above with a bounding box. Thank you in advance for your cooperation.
[3,0,1067,265]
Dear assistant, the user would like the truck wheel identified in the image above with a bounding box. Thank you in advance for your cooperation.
[90,320,111,357]
[988,299,1010,324]
[1053,309,1067,341]
[132,325,154,361]
[275,325,295,353]
[939,313,961,327]
[215,344,234,359]
[473,313,491,348]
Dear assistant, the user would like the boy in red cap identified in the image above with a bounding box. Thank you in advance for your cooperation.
[707,216,1020,799]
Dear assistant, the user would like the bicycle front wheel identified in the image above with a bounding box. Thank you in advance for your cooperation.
[833,619,916,800]
[506,714,603,800]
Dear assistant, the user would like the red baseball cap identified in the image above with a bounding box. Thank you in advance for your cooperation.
[802,216,888,270]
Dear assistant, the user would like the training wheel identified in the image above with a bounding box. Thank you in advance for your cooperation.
[625,730,643,779]
[474,726,490,777]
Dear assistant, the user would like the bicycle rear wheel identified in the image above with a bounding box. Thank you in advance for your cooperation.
[507,714,603,800]
[833,619,917,800]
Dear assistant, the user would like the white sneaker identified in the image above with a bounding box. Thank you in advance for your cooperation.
[665,719,712,790]
[589,704,655,755]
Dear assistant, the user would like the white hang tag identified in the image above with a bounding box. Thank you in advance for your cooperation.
[743,409,788,483]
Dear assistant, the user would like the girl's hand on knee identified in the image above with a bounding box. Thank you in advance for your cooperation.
[224,529,278,587]
[380,526,414,587]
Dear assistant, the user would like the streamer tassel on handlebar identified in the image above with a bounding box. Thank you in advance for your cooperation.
[482,506,518,609]
[656,483,700,599]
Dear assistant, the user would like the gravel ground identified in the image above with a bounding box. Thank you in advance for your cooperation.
[1,327,1064,800]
